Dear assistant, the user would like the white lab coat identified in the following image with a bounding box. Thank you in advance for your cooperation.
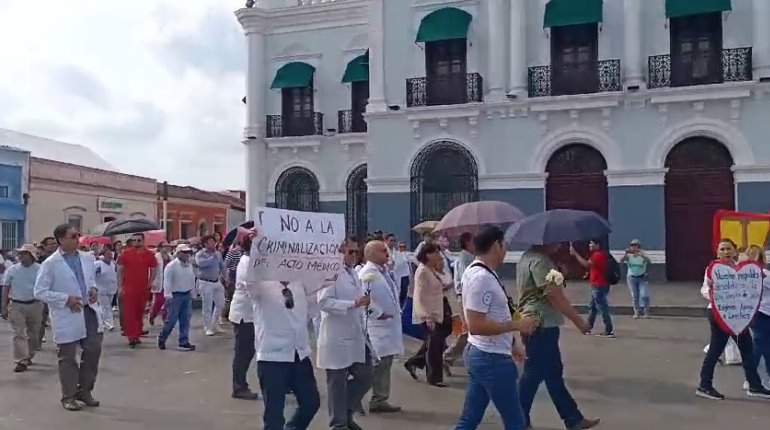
[316,267,368,370]
[34,250,104,345]
[359,261,403,359]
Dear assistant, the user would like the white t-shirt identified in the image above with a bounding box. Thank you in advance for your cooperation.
[462,262,512,355]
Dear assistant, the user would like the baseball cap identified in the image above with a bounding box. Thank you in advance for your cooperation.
[629,239,641,246]
[175,243,193,253]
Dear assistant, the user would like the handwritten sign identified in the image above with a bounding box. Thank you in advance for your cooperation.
[247,207,344,289]
[708,261,764,335]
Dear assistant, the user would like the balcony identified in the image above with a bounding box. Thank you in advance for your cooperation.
[338,109,367,133]
[647,47,753,89]
[266,113,324,138]
[527,59,622,98]
[406,73,483,108]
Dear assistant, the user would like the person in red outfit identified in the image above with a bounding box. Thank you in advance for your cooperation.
[117,234,157,348]
[570,240,614,338]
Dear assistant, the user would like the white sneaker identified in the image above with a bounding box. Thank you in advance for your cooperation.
[205,329,216,336]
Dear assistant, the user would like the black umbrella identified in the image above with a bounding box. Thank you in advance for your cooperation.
[97,218,162,237]
[504,209,611,246]
[223,221,254,249]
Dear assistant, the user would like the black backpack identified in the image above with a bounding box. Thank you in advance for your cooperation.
[605,252,621,286]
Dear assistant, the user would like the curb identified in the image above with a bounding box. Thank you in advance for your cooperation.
[574,304,706,318]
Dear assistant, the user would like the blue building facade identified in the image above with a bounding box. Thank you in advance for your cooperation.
[0,146,29,250]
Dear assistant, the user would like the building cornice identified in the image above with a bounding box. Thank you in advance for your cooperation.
[237,0,368,35]
[29,180,157,203]
[479,173,546,190]
[164,197,231,210]
[732,164,770,183]
[605,168,667,187]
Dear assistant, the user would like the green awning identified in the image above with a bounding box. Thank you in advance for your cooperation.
[665,0,731,18]
[341,54,369,83]
[270,62,315,89]
[544,0,603,28]
[415,7,472,43]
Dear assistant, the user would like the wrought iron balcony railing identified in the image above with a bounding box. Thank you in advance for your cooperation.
[337,109,367,133]
[266,113,324,138]
[406,73,483,107]
[647,47,753,89]
[527,59,622,98]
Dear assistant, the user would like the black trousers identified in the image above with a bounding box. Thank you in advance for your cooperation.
[232,321,255,393]
[406,297,452,384]
[699,311,763,389]
[399,276,409,306]
[257,354,320,430]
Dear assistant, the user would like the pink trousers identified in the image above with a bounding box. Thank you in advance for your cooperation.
[149,292,167,323]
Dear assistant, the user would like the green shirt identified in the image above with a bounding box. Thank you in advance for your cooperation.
[517,250,564,328]
[626,254,648,277]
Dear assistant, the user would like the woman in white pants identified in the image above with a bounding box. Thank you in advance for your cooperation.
[95,249,118,331]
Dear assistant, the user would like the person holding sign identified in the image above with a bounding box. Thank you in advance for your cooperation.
[697,238,770,400]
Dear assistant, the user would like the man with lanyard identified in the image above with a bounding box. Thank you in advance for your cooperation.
[2,244,43,373]
[117,233,156,348]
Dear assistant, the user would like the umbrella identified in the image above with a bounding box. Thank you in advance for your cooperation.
[434,201,525,235]
[98,218,162,237]
[412,220,440,234]
[505,209,611,246]
[223,221,255,249]
[79,235,111,246]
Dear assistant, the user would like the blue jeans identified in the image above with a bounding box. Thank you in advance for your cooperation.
[158,291,192,345]
[455,345,525,430]
[626,275,650,311]
[519,327,583,429]
[257,354,320,430]
[587,286,613,334]
[751,312,770,380]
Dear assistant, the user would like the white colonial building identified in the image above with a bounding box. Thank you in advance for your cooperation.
[236,0,770,281]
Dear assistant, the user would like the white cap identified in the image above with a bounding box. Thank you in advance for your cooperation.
[175,243,193,253]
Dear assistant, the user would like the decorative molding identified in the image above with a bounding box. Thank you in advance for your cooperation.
[339,159,368,191]
[532,124,622,172]
[649,82,753,105]
[239,0,369,35]
[338,133,367,150]
[605,168,667,187]
[403,135,487,178]
[732,164,770,183]
[411,0,480,11]
[528,93,621,113]
[266,135,323,154]
[478,173,546,190]
[320,191,346,201]
[366,177,410,194]
[405,105,482,122]
[268,159,328,193]
[647,117,754,168]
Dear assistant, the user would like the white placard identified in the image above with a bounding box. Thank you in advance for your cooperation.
[247,207,345,288]
[708,261,764,335]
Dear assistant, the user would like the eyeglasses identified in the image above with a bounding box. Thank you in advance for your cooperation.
[281,285,294,309]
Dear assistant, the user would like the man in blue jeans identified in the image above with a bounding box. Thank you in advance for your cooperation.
[571,240,614,338]
[518,243,600,430]
[157,244,196,351]
[455,226,536,430]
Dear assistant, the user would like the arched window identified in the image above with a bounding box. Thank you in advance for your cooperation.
[410,141,478,247]
[275,167,320,212]
[345,164,368,241]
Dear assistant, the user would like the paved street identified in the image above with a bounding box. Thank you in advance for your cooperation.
[1,315,768,430]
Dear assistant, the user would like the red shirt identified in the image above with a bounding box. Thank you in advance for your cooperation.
[119,247,157,293]
[589,251,608,287]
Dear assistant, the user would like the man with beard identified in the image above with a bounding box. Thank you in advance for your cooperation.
[117,234,156,348]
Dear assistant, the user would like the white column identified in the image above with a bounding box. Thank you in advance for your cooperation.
[753,0,770,80]
[508,0,527,97]
[486,0,506,101]
[367,0,387,112]
[623,0,644,89]
[237,9,268,217]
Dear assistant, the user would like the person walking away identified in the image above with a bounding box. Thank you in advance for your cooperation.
[317,237,373,430]
[37,236,57,348]
[117,234,156,348]
[149,242,172,326]
[745,245,770,389]
[404,242,453,387]
[454,226,536,430]
[195,235,226,336]
[1,244,43,372]
[517,242,600,430]
[445,232,475,366]
[697,239,770,400]
[94,249,118,331]
[229,233,259,400]
[621,239,651,319]
[157,244,197,352]
[34,223,104,411]
[570,240,614,337]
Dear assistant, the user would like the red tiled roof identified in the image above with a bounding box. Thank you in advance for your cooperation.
[157,183,245,210]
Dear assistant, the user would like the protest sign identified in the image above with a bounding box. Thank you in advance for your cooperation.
[247,207,345,290]
[707,260,764,335]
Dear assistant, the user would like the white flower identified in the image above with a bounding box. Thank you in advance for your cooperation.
[545,269,564,285]
[360,272,378,284]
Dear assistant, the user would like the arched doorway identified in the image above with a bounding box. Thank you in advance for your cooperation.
[410,141,478,248]
[346,164,368,241]
[664,137,734,281]
[545,143,608,277]
[275,166,320,212]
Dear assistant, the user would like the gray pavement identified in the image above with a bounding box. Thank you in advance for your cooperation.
[1,314,768,430]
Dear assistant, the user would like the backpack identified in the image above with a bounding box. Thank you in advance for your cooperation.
[605,252,621,286]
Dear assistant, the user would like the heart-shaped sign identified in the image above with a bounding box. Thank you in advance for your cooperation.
[707,260,764,335]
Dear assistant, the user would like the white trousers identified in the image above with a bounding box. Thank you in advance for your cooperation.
[98,293,115,329]
[199,280,225,332]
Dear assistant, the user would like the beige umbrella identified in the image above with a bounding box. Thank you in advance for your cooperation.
[412,220,440,234]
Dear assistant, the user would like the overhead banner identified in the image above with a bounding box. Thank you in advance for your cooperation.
[247,207,345,290]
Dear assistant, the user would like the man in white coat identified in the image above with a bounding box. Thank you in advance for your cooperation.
[34,223,103,412]
[359,240,402,413]
[317,237,372,430]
